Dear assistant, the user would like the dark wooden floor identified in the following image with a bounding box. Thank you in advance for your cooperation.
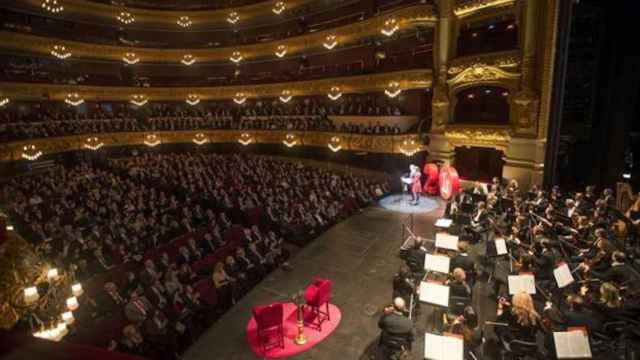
[184,197,499,360]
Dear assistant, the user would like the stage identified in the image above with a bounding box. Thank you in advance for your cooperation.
[183,198,500,359]
[378,193,440,214]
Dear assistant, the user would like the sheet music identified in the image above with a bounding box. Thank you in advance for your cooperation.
[435,218,453,228]
[553,330,592,359]
[424,332,464,360]
[424,254,451,273]
[554,263,575,288]
[495,238,508,255]
[419,282,450,307]
[508,274,536,295]
[435,233,459,251]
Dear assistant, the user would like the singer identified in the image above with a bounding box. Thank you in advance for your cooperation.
[401,164,423,206]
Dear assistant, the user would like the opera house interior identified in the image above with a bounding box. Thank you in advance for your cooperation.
[0,0,639,359]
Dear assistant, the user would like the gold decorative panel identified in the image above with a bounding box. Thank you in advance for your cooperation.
[453,0,515,18]
[0,5,435,64]
[444,124,512,151]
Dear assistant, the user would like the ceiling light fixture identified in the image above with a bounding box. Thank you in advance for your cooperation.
[186,94,201,106]
[283,133,297,148]
[323,35,338,50]
[181,54,196,66]
[122,52,140,65]
[328,86,342,101]
[384,81,402,98]
[193,133,208,145]
[144,134,160,147]
[117,11,135,25]
[21,145,43,161]
[275,44,288,58]
[227,12,240,24]
[50,45,71,59]
[177,16,192,28]
[42,0,64,13]
[399,139,420,156]
[64,93,84,106]
[233,92,247,105]
[229,51,243,64]
[83,137,104,151]
[279,89,292,103]
[130,94,148,106]
[272,1,286,15]
[381,18,399,37]
[328,136,342,152]
[238,133,253,146]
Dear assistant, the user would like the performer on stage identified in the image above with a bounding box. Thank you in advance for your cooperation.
[408,164,422,205]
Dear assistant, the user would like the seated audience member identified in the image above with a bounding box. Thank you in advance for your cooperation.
[125,292,154,323]
[212,261,235,308]
[120,324,152,357]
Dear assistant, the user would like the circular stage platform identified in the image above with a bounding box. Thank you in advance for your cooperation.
[378,193,440,214]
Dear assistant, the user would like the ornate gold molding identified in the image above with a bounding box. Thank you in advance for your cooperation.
[0,5,435,64]
[0,131,424,162]
[443,124,512,151]
[0,69,432,101]
[17,0,313,28]
[453,0,515,19]
[447,63,520,88]
[448,50,520,75]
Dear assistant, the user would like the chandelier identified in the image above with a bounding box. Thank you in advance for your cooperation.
[64,93,84,106]
[130,94,148,106]
[275,44,288,58]
[50,45,71,59]
[283,133,298,148]
[0,97,9,107]
[272,1,286,14]
[381,18,399,37]
[385,81,402,98]
[181,54,196,66]
[238,133,253,146]
[227,12,240,24]
[233,92,247,104]
[122,52,140,65]
[279,89,292,103]
[41,0,64,13]
[328,86,342,101]
[328,136,342,152]
[229,51,243,64]
[186,94,200,106]
[83,137,104,151]
[192,133,208,145]
[323,35,338,50]
[21,145,43,161]
[177,16,192,28]
[117,11,135,25]
[399,139,420,156]
[143,134,160,147]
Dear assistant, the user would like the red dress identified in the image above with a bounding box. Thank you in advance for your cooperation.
[411,171,422,196]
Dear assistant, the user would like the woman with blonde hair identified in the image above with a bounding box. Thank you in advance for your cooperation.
[212,262,235,307]
[496,292,543,342]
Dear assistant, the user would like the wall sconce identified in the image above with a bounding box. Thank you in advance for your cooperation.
[0,97,10,107]
[273,1,286,14]
[64,93,84,106]
[275,44,288,58]
[193,133,208,145]
[143,134,160,147]
[186,94,201,106]
[117,11,135,24]
[130,94,148,106]
[122,52,140,65]
[399,138,420,156]
[328,86,342,101]
[323,35,338,50]
[50,45,71,59]
[381,18,399,36]
[177,16,192,28]
[385,81,402,98]
[181,54,196,66]
[238,133,253,146]
[83,137,104,151]
[230,51,243,64]
[21,145,43,161]
[227,11,240,24]
[233,92,247,104]
[283,133,298,147]
[279,89,292,103]
[41,0,64,13]
[328,136,342,152]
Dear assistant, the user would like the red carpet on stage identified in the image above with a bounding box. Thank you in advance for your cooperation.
[246,302,342,359]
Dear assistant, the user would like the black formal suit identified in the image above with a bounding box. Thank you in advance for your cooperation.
[378,312,415,349]
[590,263,637,285]
[451,254,475,274]
[534,249,557,280]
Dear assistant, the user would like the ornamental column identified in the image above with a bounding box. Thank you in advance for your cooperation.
[431,0,455,133]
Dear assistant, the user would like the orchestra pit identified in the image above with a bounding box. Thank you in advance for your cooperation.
[1,0,640,359]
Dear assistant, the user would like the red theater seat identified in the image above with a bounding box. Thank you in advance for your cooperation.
[303,278,332,331]
[252,303,285,352]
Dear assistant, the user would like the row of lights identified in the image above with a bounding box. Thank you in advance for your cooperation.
[465,89,509,99]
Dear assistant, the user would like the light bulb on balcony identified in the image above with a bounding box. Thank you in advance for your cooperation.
[381,18,399,37]
[227,11,240,24]
[272,1,286,14]
[62,311,75,324]
[181,54,196,66]
[122,52,140,65]
[21,145,43,161]
[71,283,84,296]
[323,35,338,50]
[238,133,253,146]
[385,81,401,98]
[66,296,79,311]
[275,44,287,58]
[279,89,292,103]
[64,93,84,106]
[230,51,243,64]
[117,11,135,25]
[186,94,201,106]
[51,45,71,59]
[193,133,208,145]
[283,133,297,147]
[328,86,342,101]
[130,94,148,106]
[42,0,64,13]
[24,287,39,304]
[177,16,192,28]
[0,97,9,107]
[144,134,160,147]
[83,137,104,151]
[328,136,342,152]
[233,92,247,105]
[47,268,59,281]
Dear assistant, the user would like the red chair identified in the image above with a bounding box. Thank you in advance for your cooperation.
[252,303,285,352]
[422,163,440,195]
[303,278,332,331]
